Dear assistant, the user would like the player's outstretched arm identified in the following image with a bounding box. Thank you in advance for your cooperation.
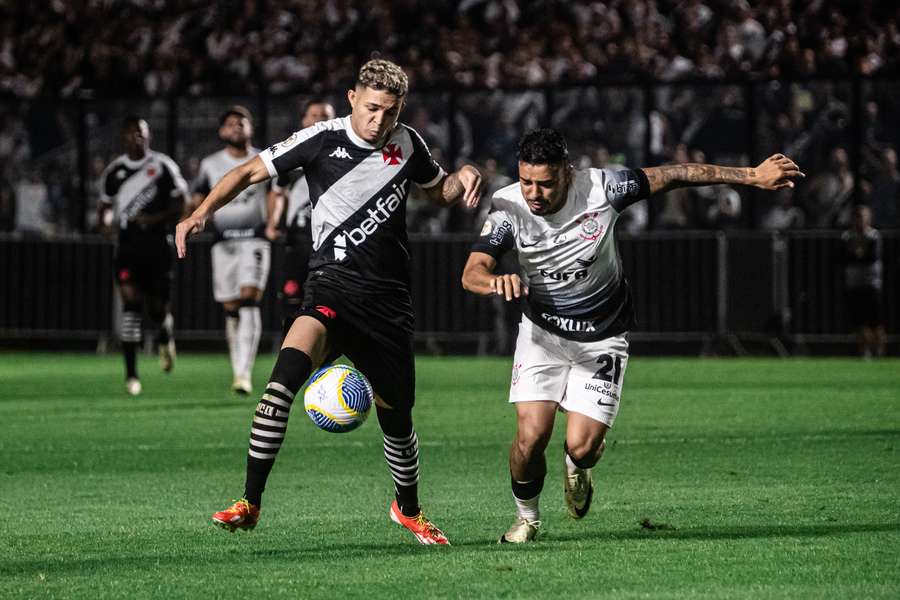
[462,251,526,301]
[641,154,804,196]
[175,155,271,258]
[425,164,483,208]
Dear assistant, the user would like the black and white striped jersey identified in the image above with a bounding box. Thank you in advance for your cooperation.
[258,116,445,293]
[472,167,649,342]
[192,148,269,239]
[99,151,188,242]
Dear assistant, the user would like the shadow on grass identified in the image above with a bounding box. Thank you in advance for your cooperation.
[6,521,899,577]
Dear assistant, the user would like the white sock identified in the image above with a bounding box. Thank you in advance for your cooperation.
[237,306,261,379]
[513,488,540,521]
[226,314,240,376]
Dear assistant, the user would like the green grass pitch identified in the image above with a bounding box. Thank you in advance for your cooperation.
[2,352,899,599]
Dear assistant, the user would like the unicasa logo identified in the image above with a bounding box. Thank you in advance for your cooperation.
[333,179,408,260]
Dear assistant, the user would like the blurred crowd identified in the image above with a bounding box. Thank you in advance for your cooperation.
[1,0,899,235]
[2,0,899,96]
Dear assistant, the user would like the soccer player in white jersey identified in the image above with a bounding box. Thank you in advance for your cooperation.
[265,99,336,330]
[462,129,804,543]
[98,116,189,396]
[191,105,274,395]
[176,60,482,545]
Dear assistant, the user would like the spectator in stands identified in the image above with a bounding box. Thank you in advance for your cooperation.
[866,147,899,228]
[760,188,805,231]
[842,205,886,358]
[805,147,854,228]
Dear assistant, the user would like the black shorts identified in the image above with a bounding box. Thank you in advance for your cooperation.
[295,272,416,411]
[280,231,312,312]
[846,286,883,328]
[114,237,174,301]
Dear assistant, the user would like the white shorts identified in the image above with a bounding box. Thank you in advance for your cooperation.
[211,238,271,302]
[509,315,629,427]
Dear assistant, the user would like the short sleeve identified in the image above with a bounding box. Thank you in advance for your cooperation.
[470,208,516,259]
[99,165,116,206]
[603,168,650,211]
[258,125,326,178]
[160,154,188,197]
[404,125,445,189]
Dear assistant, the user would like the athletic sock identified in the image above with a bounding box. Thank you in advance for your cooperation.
[225,309,240,377]
[511,477,544,521]
[378,408,420,517]
[564,441,604,471]
[383,430,420,516]
[243,348,312,507]
[121,303,142,379]
[237,302,262,378]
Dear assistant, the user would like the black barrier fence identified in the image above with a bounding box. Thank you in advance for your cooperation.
[3,76,900,236]
[2,231,896,353]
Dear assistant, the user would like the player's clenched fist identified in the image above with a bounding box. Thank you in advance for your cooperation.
[175,212,207,259]
[753,154,805,190]
[491,273,527,301]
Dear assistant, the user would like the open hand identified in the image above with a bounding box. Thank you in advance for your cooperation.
[754,154,805,190]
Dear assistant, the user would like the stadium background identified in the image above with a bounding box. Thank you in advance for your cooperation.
[2,0,899,355]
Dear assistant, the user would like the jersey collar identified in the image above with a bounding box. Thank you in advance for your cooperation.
[342,116,396,150]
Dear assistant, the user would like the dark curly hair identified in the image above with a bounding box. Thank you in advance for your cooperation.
[517,129,568,165]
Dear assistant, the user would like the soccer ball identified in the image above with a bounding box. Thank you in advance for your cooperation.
[303,365,373,433]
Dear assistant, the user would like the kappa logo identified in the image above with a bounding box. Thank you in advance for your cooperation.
[329,146,352,160]
[382,143,403,165]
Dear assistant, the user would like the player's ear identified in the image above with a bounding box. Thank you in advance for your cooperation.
[347,88,357,108]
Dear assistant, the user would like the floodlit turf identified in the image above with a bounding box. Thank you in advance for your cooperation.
[1,352,898,599]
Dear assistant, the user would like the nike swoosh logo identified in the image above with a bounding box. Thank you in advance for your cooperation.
[521,240,540,248]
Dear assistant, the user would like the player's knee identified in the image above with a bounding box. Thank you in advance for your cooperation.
[239,297,260,309]
[515,427,552,460]
[376,406,413,438]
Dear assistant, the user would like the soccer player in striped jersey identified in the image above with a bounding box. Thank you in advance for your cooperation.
[265,99,336,330]
[462,129,803,543]
[99,116,189,396]
[190,106,274,395]
[176,59,482,545]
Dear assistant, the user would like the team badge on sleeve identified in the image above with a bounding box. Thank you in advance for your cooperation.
[480,220,492,236]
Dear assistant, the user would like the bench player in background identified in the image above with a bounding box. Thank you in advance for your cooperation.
[177,59,482,545]
[191,105,275,395]
[265,99,336,330]
[462,129,804,543]
[99,116,188,396]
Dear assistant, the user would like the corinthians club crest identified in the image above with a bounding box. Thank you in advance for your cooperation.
[577,212,604,241]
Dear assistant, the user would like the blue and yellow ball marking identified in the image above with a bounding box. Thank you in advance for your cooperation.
[304,365,373,433]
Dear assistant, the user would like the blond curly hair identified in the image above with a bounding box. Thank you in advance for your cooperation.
[356,59,408,97]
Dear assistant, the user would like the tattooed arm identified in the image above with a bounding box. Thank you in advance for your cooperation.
[424,164,483,208]
[641,153,804,196]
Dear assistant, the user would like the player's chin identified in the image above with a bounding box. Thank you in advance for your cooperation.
[527,202,548,214]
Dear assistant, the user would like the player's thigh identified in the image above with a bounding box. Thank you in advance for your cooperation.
[561,333,630,428]
[236,239,271,293]
[509,315,569,405]
[342,328,415,412]
[282,315,330,367]
[211,240,240,302]
[565,410,609,454]
[514,400,558,446]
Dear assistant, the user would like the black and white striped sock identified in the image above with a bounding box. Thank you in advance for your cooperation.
[383,430,420,516]
[243,348,311,506]
[121,304,142,379]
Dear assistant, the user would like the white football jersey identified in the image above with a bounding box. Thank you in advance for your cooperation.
[192,148,269,238]
[472,167,647,341]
